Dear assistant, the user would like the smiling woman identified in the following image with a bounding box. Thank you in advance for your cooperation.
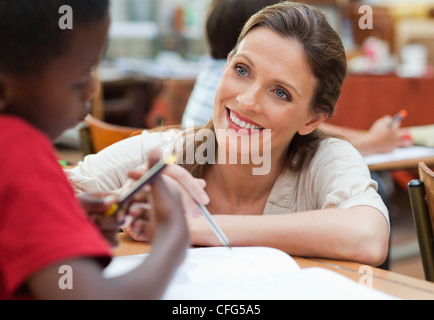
[67,2,390,266]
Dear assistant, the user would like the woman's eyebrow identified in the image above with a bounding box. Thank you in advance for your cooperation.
[235,53,255,67]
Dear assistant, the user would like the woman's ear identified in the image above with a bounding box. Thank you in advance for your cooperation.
[298,111,329,136]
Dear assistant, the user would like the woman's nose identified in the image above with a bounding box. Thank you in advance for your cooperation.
[236,83,262,112]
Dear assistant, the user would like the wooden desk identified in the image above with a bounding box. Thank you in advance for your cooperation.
[113,233,434,300]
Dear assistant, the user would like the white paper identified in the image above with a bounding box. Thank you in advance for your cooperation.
[103,246,397,300]
[364,146,434,165]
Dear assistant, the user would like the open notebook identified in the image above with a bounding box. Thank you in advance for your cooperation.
[103,247,397,300]
[364,146,434,166]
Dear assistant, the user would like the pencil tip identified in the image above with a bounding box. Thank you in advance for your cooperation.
[165,154,178,165]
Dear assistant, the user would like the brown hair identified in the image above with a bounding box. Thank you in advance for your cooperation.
[206,0,283,59]
[179,2,347,177]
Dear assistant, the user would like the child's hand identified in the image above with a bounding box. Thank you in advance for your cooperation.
[78,192,124,247]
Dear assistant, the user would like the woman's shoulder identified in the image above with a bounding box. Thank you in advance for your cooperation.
[140,127,194,153]
[318,136,362,156]
[311,137,366,168]
[141,127,184,141]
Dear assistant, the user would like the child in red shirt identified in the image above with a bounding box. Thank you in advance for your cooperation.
[0,0,202,299]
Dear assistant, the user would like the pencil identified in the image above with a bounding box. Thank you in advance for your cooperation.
[196,201,232,249]
[106,154,177,216]
[389,109,407,128]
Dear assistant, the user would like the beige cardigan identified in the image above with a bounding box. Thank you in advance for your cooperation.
[66,130,389,226]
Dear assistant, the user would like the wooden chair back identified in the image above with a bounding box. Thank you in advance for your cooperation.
[81,114,142,154]
[408,161,434,281]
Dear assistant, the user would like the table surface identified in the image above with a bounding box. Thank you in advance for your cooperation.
[368,155,434,172]
[113,233,434,300]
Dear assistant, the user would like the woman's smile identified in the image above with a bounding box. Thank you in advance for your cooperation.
[226,108,264,134]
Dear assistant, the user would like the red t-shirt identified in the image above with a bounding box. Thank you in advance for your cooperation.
[0,116,111,299]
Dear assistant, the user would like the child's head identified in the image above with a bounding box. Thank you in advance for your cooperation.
[0,0,110,139]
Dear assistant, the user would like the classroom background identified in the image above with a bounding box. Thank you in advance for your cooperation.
[56,0,434,281]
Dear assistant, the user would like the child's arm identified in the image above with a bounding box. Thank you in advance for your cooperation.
[26,153,189,300]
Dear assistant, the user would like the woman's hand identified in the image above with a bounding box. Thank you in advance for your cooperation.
[162,164,209,218]
[127,162,209,217]
[122,151,208,241]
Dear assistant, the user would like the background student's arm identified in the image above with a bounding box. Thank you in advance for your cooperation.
[320,116,412,156]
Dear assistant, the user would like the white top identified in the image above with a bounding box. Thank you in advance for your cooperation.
[181,58,226,127]
[66,130,389,226]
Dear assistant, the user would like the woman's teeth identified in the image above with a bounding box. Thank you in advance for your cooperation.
[229,110,263,130]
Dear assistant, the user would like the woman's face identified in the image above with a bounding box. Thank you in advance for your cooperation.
[213,27,326,161]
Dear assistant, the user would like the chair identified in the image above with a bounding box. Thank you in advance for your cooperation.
[408,161,434,282]
[80,114,142,155]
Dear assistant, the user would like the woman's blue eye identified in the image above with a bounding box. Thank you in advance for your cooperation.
[236,66,248,76]
[275,89,287,98]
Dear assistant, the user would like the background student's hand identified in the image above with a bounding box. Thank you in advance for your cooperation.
[363,115,412,154]
[78,192,125,247]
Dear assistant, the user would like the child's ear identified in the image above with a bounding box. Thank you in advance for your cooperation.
[298,111,329,136]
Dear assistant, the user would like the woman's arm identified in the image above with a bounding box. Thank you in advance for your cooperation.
[188,205,389,266]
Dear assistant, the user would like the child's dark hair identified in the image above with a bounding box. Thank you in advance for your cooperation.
[0,0,109,75]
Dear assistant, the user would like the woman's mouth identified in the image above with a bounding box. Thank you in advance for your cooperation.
[226,108,264,131]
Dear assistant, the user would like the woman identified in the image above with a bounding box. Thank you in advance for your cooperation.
[68,2,389,266]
